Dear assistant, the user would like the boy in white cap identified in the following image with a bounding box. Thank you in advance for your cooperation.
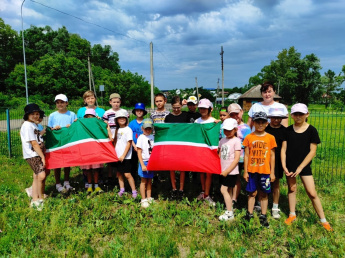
[186,96,201,123]
[48,94,77,193]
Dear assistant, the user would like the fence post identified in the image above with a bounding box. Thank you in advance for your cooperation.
[6,108,12,158]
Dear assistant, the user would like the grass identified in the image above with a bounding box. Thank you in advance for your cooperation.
[0,156,344,257]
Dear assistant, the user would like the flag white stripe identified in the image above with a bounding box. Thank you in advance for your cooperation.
[46,138,112,153]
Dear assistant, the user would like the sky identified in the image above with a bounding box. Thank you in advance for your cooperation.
[1,0,345,91]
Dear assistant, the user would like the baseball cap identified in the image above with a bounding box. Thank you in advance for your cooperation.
[252,111,268,121]
[198,98,213,109]
[268,108,288,118]
[227,103,242,114]
[109,93,121,100]
[142,118,154,129]
[291,103,308,114]
[187,96,198,104]
[222,118,238,130]
[84,109,96,117]
[115,109,128,119]
[54,94,68,102]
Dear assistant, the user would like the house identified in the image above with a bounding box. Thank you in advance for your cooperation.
[238,85,282,111]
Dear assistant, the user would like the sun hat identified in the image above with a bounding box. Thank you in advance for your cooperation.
[142,118,154,129]
[187,96,198,104]
[222,118,238,130]
[132,103,148,116]
[252,111,268,121]
[84,109,96,117]
[291,103,308,114]
[23,103,43,120]
[267,108,288,118]
[115,109,129,119]
[227,103,242,114]
[54,94,68,102]
[109,93,121,100]
[198,98,213,109]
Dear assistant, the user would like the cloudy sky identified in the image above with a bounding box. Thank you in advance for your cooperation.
[1,0,345,90]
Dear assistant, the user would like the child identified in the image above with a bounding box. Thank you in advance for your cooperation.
[195,98,217,206]
[81,109,104,194]
[228,103,251,209]
[136,118,155,208]
[219,106,230,139]
[281,103,333,231]
[150,93,170,124]
[48,94,77,193]
[218,118,241,221]
[243,111,276,228]
[186,96,201,123]
[165,96,190,199]
[265,107,288,219]
[129,103,147,182]
[20,104,47,210]
[102,93,127,184]
[109,109,137,198]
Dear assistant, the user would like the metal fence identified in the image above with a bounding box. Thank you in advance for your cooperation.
[1,107,344,182]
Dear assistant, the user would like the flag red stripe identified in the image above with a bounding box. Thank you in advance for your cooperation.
[147,145,221,174]
[46,141,118,169]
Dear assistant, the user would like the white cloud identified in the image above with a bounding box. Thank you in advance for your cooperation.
[275,0,313,17]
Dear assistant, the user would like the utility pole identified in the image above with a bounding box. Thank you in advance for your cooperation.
[150,42,154,109]
[220,46,224,106]
[195,77,199,101]
[216,78,220,107]
[88,53,92,91]
[21,0,29,104]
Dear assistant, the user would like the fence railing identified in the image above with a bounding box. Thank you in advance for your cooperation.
[1,107,344,182]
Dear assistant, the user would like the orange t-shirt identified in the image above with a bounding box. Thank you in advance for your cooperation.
[243,132,277,174]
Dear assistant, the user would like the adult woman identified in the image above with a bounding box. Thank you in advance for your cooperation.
[247,82,288,128]
[77,90,105,119]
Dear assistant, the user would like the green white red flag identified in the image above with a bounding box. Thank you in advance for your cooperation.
[147,123,221,174]
[45,118,118,169]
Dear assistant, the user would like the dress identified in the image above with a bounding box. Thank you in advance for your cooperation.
[48,110,77,128]
[77,107,105,119]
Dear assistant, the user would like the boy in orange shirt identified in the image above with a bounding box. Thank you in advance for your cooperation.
[243,111,276,228]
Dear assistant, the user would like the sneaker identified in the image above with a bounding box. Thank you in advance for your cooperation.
[321,222,333,232]
[245,211,254,221]
[219,211,235,221]
[272,208,281,219]
[94,186,103,194]
[285,214,297,225]
[204,196,216,207]
[132,190,138,199]
[30,200,43,211]
[171,189,178,200]
[259,214,270,228]
[87,187,93,195]
[254,203,261,213]
[147,197,155,204]
[63,182,75,192]
[141,199,149,208]
[56,184,67,193]
[25,187,32,198]
[197,191,205,201]
[118,189,125,197]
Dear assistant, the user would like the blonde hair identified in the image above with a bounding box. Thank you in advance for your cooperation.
[83,90,96,100]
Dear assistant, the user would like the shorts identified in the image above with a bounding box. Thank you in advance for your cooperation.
[80,163,103,170]
[26,156,45,175]
[130,151,139,173]
[219,174,237,188]
[286,166,313,177]
[138,161,154,179]
[114,159,131,173]
[246,172,271,193]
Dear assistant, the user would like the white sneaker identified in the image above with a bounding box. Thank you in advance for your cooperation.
[56,184,67,193]
[197,192,205,201]
[30,199,43,211]
[63,182,75,191]
[25,187,32,198]
[272,208,281,219]
[219,211,234,221]
[204,196,216,207]
[141,199,149,208]
[147,197,155,204]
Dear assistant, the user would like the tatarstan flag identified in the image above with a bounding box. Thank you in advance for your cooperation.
[147,123,221,174]
[45,118,118,169]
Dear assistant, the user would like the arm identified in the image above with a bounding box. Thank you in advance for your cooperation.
[107,124,114,142]
[132,141,137,152]
[243,147,249,182]
[31,140,45,167]
[281,141,291,176]
[119,140,132,162]
[291,143,318,177]
[281,116,289,127]
[270,149,275,182]
[221,150,240,177]
[137,148,147,171]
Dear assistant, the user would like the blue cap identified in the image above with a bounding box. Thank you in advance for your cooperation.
[132,103,147,116]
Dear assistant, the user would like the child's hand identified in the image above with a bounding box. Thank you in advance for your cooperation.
[40,128,46,135]
[66,124,71,128]
[270,173,276,183]
[243,172,249,182]
[74,118,78,122]
[133,146,137,152]
[53,125,61,130]
[41,157,46,168]
[118,156,125,162]
[182,99,187,105]
[214,120,221,123]
[220,171,228,177]
[291,167,302,177]
[284,168,293,177]
[142,165,147,171]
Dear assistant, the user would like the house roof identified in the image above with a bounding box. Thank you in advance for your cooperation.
[239,85,282,99]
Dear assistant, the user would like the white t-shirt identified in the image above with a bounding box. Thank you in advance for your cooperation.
[195,117,216,124]
[20,121,42,159]
[136,134,154,161]
[218,136,241,175]
[113,126,133,159]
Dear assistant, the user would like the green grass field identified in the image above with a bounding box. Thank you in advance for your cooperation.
[0,156,344,257]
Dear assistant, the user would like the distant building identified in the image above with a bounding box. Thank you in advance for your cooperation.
[228,93,242,102]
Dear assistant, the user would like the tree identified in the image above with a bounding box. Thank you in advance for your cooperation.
[320,69,343,107]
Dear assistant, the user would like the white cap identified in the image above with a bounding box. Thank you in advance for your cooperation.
[55,94,68,102]
[222,118,238,130]
[198,98,213,109]
[268,108,288,118]
[291,103,308,114]
[115,109,129,119]
[187,96,198,104]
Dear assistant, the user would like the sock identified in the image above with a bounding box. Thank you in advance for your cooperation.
[132,190,137,194]
[94,184,98,188]
[273,203,279,209]
[63,181,69,186]
[320,218,327,223]
[290,212,296,216]
[120,188,125,192]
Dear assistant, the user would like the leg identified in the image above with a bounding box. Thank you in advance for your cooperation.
[247,190,257,214]
[93,168,99,184]
[287,176,297,213]
[170,171,177,190]
[200,173,205,192]
[259,192,268,215]
[221,185,232,211]
[117,172,125,189]
[140,178,147,199]
[272,178,280,205]
[205,173,212,196]
[86,170,92,184]
[54,168,61,185]
[124,173,136,191]
[63,167,71,182]
[179,171,186,191]
[32,173,39,201]
[146,179,152,199]
[233,174,241,201]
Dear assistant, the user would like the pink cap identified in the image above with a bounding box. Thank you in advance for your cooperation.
[198,98,213,109]
[291,103,308,114]
[84,109,96,117]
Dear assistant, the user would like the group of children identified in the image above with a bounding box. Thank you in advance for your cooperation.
[20,90,333,231]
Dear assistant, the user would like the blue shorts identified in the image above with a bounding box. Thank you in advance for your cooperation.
[138,161,154,179]
[246,173,271,193]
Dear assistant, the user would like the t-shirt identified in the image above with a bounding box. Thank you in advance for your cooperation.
[285,125,320,174]
[243,132,277,174]
[150,110,170,124]
[20,121,43,159]
[77,107,105,119]
[129,119,143,144]
[136,134,154,161]
[195,117,216,124]
[248,102,288,129]
[113,126,133,159]
[237,123,252,163]
[219,137,241,175]
[48,110,77,128]
[164,111,190,123]
[187,111,201,123]
[37,124,44,131]
[102,108,128,132]
[265,124,287,175]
